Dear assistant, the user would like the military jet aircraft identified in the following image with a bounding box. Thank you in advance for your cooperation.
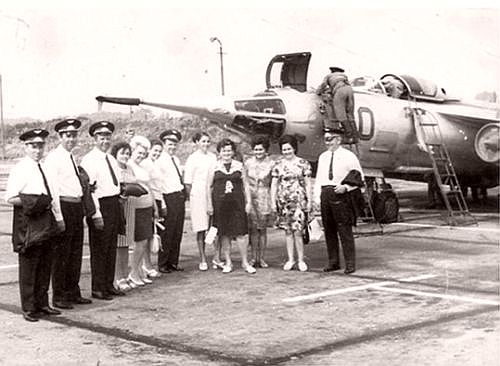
[96,51,499,196]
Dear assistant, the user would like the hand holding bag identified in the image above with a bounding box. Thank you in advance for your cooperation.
[150,220,163,254]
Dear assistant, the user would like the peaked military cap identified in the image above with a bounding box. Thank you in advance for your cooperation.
[55,118,82,133]
[323,127,345,135]
[329,66,345,73]
[89,121,115,136]
[159,129,182,142]
[19,129,49,143]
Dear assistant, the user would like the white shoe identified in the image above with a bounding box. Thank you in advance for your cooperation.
[212,259,224,270]
[142,267,161,278]
[243,264,256,274]
[142,277,153,284]
[298,261,308,272]
[259,259,269,268]
[222,264,233,273]
[128,275,145,286]
[199,262,208,271]
[283,261,295,271]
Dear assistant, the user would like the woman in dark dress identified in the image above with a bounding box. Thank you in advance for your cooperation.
[207,138,256,274]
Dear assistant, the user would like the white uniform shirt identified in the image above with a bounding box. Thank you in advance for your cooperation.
[4,156,63,221]
[141,158,165,207]
[44,144,83,198]
[156,152,184,194]
[313,146,363,205]
[80,147,121,219]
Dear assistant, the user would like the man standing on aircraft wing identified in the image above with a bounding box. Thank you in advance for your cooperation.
[314,128,364,274]
[317,66,360,143]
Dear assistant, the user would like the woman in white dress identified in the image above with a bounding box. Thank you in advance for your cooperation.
[183,132,218,271]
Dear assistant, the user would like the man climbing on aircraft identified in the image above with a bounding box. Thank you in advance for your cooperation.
[316,66,360,143]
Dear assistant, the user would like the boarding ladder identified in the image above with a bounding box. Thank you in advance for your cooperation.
[410,107,477,226]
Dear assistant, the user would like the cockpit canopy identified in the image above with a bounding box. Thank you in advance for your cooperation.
[265,52,458,103]
[351,74,456,102]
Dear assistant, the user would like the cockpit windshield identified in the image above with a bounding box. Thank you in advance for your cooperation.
[234,99,286,114]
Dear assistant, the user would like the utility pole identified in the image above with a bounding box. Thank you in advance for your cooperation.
[210,37,225,96]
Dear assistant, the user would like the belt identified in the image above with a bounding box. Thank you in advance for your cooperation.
[60,196,82,203]
[165,190,184,196]
[321,185,337,190]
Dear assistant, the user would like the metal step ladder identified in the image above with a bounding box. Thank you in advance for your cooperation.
[410,107,477,226]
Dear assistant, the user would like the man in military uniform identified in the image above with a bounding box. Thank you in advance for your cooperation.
[5,129,64,321]
[317,66,359,143]
[157,129,186,273]
[81,121,125,300]
[45,119,92,309]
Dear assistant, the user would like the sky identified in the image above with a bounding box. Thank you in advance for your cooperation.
[0,2,499,120]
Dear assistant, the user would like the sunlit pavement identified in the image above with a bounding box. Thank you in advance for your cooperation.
[0,181,498,365]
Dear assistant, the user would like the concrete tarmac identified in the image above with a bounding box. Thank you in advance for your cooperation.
[0,180,498,365]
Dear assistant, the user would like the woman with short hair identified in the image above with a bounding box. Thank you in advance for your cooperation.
[124,136,157,287]
[111,141,133,291]
[207,138,255,274]
[184,132,218,271]
[244,134,273,268]
[270,134,313,272]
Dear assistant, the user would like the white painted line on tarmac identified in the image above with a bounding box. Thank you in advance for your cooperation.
[372,285,500,306]
[282,281,396,303]
[390,222,500,233]
[399,274,437,282]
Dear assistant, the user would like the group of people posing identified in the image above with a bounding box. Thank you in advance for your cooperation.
[5,118,363,322]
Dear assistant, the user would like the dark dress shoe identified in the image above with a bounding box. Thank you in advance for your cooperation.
[23,311,40,322]
[107,288,126,296]
[53,300,74,309]
[168,264,184,272]
[159,266,171,273]
[71,297,92,305]
[40,306,61,315]
[323,265,341,272]
[344,267,356,275]
[92,291,113,300]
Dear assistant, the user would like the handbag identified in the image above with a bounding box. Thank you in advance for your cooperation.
[150,220,163,254]
[308,217,323,241]
[204,226,218,245]
[121,182,148,197]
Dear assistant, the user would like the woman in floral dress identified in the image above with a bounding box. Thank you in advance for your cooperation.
[244,135,273,268]
[271,134,313,272]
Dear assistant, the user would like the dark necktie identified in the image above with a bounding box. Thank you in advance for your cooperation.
[70,154,80,181]
[105,154,118,186]
[38,163,51,197]
[171,156,184,185]
[328,151,334,180]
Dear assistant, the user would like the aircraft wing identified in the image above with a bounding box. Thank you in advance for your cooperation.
[95,95,287,138]
[96,96,235,126]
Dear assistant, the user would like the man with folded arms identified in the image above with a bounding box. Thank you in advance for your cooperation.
[45,119,92,309]
[5,129,64,321]
[81,121,125,300]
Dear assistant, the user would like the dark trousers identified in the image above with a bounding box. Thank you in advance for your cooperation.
[158,191,185,268]
[18,241,52,312]
[320,187,356,268]
[87,196,120,293]
[52,201,84,302]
